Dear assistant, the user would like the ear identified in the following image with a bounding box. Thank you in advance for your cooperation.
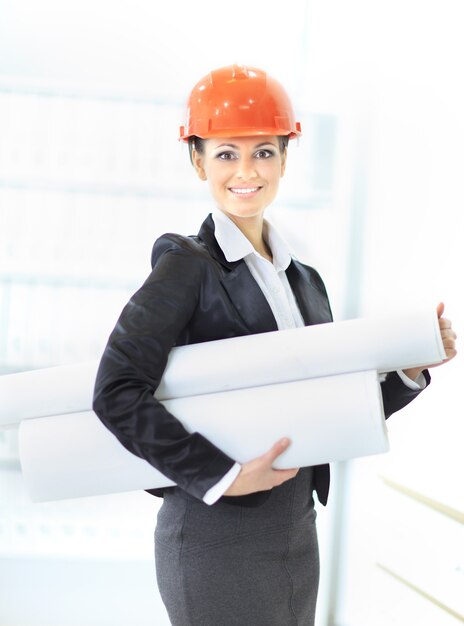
[191,148,207,181]
[280,147,288,178]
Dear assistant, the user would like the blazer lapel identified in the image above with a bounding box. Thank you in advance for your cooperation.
[197,214,333,333]
[220,263,278,334]
[286,260,333,326]
[197,214,278,334]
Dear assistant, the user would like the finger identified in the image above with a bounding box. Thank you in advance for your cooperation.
[441,331,457,345]
[439,317,452,330]
[441,329,457,341]
[436,302,445,318]
[443,349,457,362]
[263,438,292,465]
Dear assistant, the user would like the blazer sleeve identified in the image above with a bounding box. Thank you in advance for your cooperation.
[381,369,431,418]
[92,236,236,501]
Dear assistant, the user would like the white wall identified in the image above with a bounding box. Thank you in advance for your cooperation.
[304,1,464,623]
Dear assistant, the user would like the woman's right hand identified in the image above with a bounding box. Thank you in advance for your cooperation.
[224,438,299,497]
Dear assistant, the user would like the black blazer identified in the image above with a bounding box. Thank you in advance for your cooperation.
[93,214,428,507]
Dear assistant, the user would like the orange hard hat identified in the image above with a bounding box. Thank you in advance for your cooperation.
[179,64,302,141]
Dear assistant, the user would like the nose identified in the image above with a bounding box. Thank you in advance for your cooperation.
[236,156,258,181]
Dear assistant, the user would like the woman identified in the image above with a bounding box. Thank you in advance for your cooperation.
[93,65,457,625]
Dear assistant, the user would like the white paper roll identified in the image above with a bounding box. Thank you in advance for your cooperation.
[19,370,388,501]
[0,308,445,426]
[0,361,99,426]
[158,308,444,400]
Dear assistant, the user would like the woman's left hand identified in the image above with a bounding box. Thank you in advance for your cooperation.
[402,302,457,381]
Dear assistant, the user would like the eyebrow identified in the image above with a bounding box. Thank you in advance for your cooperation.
[214,142,277,150]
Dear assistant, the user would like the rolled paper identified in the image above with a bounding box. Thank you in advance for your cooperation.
[0,308,445,427]
[0,361,99,427]
[19,370,387,501]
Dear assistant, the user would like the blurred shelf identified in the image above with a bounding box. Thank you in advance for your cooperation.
[381,474,464,524]
[377,563,464,623]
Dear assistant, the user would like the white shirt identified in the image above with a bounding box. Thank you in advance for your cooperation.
[213,209,306,331]
[202,210,425,505]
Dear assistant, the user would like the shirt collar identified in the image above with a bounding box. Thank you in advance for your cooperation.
[212,210,292,272]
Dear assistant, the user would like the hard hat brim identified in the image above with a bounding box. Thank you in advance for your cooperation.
[179,125,301,142]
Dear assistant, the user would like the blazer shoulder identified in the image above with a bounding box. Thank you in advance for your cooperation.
[151,232,211,269]
[291,257,329,295]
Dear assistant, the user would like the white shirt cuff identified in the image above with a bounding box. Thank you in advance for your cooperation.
[396,368,427,390]
[202,463,242,505]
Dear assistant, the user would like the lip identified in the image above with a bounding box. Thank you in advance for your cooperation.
[228,186,262,198]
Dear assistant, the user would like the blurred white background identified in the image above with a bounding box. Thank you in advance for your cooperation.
[0,1,463,624]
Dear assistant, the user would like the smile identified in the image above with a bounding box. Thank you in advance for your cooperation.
[228,186,261,195]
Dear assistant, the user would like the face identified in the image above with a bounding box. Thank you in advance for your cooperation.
[191,136,287,222]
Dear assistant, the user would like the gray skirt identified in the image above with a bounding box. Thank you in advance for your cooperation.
[154,467,319,626]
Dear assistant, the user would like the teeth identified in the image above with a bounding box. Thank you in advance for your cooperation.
[230,187,259,194]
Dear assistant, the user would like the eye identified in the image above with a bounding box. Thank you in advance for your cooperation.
[255,149,275,159]
[216,151,237,161]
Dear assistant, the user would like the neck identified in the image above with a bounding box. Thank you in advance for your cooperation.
[227,213,272,261]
